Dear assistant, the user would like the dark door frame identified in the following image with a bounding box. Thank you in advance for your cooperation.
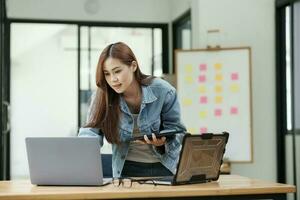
[1,0,10,180]
[276,0,299,199]
[172,10,191,74]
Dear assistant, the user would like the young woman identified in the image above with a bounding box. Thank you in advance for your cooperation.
[78,42,186,178]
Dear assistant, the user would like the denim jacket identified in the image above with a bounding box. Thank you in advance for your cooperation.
[78,78,186,177]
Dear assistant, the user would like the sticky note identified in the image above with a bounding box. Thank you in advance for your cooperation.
[198,85,206,93]
[199,64,207,71]
[214,85,223,93]
[182,98,192,106]
[214,108,222,117]
[185,76,193,84]
[199,111,207,118]
[198,75,206,83]
[230,84,239,92]
[200,127,207,134]
[214,63,222,70]
[230,106,238,114]
[215,73,223,81]
[231,72,239,80]
[184,64,193,73]
[188,127,196,134]
[200,96,208,104]
[215,96,223,104]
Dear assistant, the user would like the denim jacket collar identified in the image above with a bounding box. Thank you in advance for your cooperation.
[119,84,158,114]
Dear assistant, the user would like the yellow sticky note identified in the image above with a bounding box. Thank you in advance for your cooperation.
[182,98,192,106]
[215,73,223,81]
[185,76,193,84]
[214,63,222,70]
[184,64,193,73]
[230,84,239,92]
[187,127,196,134]
[214,85,223,93]
[198,85,206,93]
[199,111,207,119]
[215,96,223,104]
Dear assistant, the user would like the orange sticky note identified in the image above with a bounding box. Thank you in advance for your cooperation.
[215,96,223,104]
[215,73,223,81]
[214,85,223,93]
[214,63,222,70]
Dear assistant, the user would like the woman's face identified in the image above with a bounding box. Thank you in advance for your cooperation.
[103,57,136,94]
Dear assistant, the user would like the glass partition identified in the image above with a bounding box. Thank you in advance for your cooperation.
[10,23,78,179]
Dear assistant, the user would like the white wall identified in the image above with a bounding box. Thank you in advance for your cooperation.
[7,0,277,181]
[6,0,171,23]
[193,0,276,181]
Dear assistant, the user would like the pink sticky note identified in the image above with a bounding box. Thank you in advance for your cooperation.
[200,96,208,104]
[198,75,206,83]
[200,127,207,134]
[230,107,238,114]
[214,108,222,117]
[199,64,207,71]
[231,72,239,80]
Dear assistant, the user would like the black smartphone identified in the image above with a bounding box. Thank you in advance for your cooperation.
[130,129,185,141]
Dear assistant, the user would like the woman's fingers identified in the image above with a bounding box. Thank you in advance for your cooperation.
[144,135,151,144]
[135,134,166,146]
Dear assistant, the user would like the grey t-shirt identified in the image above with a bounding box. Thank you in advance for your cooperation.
[125,114,160,163]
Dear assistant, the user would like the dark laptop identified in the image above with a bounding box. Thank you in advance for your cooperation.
[152,132,229,185]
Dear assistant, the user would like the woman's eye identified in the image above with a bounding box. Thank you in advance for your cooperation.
[115,70,121,74]
[104,73,110,76]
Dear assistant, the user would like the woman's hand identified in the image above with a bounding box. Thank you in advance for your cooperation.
[134,133,166,146]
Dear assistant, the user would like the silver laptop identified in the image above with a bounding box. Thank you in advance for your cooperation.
[25,137,110,186]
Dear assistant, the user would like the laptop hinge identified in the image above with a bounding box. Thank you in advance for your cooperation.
[189,174,207,183]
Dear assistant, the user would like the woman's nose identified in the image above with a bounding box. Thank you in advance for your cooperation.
[111,75,118,82]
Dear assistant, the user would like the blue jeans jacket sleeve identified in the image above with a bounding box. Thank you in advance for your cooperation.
[78,127,104,147]
[161,89,186,131]
[151,88,186,173]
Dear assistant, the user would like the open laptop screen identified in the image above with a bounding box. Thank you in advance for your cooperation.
[174,132,229,184]
[25,137,107,186]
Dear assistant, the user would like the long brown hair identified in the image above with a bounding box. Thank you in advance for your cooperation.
[85,42,152,144]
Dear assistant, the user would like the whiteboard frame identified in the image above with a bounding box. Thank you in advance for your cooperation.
[174,47,253,163]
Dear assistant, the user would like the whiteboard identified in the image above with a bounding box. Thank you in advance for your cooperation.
[175,47,252,162]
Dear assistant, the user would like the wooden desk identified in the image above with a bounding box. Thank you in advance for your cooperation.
[0,175,295,200]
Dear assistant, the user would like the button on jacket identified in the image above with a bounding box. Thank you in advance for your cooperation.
[78,78,186,177]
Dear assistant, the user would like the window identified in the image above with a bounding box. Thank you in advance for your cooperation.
[6,20,168,179]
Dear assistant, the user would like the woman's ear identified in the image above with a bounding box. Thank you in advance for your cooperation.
[131,61,137,72]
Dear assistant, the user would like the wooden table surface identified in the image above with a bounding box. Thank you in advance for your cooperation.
[0,175,296,200]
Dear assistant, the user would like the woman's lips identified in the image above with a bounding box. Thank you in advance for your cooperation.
[112,84,121,89]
